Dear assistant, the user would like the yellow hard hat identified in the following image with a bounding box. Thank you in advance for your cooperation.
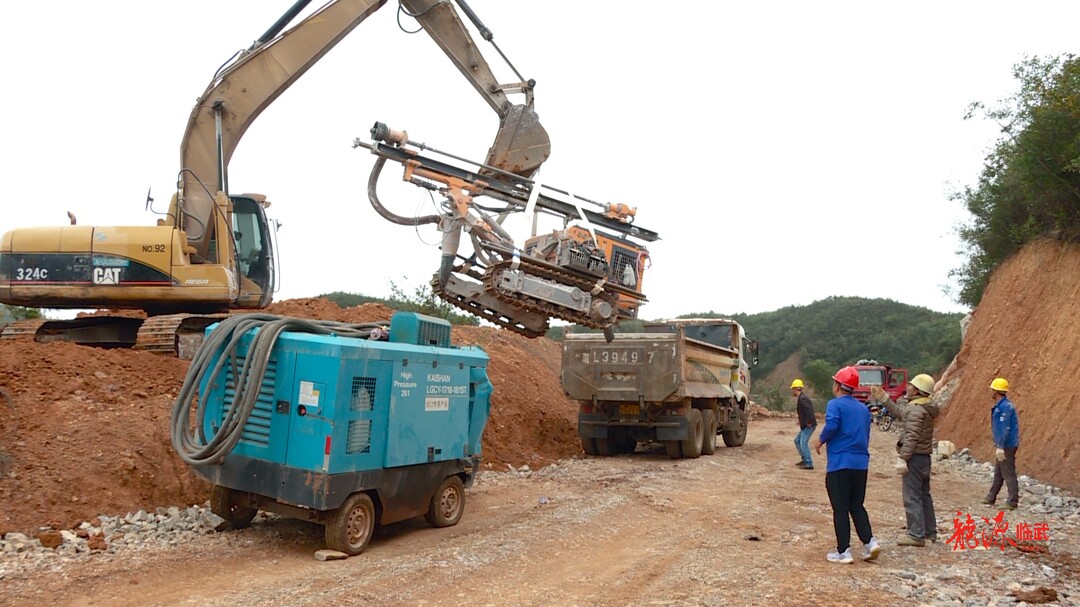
[990,377,1009,392]
[909,373,935,395]
[790,379,804,389]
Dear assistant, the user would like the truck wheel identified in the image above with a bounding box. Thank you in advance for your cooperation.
[325,492,376,556]
[596,437,619,456]
[425,475,466,528]
[681,408,704,459]
[664,440,682,459]
[722,407,748,447]
[701,409,718,455]
[209,485,257,530]
[581,437,599,455]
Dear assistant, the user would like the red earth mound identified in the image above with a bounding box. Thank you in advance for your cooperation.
[0,301,579,535]
[935,239,1080,492]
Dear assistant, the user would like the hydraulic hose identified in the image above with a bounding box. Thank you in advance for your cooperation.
[170,314,388,467]
[368,157,441,226]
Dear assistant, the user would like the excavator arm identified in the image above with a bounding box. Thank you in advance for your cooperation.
[178,0,550,260]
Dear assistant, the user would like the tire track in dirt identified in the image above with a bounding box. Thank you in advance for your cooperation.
[5,418,1075,607]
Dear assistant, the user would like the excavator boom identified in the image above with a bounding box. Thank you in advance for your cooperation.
[180,0,550,259]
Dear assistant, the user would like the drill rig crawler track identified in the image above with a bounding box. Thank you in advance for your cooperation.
[433,251,624,338]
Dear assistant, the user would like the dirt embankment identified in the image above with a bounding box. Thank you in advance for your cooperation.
[936,238,1080,491]
[0,300,579,536]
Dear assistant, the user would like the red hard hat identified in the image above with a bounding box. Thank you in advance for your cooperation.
[833,366,860,391]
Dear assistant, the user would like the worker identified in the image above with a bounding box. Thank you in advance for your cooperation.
[812,366,880,564]
[983,377,1020,510]
[891,373,940,547]
[867,385,892,427]
[868,385,892,410]
[791,379,816,470]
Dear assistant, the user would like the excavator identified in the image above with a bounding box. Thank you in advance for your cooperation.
[0,0,658,356]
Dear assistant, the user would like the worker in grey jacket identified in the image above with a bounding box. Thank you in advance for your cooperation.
[891,373,940,547]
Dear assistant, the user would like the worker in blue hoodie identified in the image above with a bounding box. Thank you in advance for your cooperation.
[812,365,880,564]
[983,377,1020,509]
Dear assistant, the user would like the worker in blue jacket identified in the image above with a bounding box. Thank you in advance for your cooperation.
[983,377,1020,509]
[812,366,880,564]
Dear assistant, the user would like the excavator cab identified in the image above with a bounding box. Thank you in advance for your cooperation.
[231,195,275,308]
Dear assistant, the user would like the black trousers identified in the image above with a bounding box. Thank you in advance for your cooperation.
[825,468,874,553]
[988,447,1019,506]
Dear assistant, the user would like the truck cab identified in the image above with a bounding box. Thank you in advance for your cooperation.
[851,359,908,403]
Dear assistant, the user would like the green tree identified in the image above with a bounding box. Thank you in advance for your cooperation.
[952,54,1080,306]
[803,358,836,403]
[0,304,41,325]
[755,384,788,412]
[385,280,479,326]
[677,297,963,381]
[319,291,385,308]
[547,318,646,341]
[317,282,479,326]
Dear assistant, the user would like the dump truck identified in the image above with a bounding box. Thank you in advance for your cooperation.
[561,319,758,459]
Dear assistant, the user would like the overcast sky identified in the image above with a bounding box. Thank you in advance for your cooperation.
[3,1,1078,321]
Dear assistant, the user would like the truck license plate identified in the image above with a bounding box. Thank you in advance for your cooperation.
[619,404,640,416]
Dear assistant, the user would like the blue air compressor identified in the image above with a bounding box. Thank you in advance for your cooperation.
[170,311,492,555]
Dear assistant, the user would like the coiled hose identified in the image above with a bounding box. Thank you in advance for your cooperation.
[170,314,389,467]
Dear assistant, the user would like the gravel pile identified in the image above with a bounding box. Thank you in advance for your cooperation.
[1,505,229,569]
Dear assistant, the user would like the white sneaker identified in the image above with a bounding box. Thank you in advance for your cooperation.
[827,548,854,564]
[862,537,881,561]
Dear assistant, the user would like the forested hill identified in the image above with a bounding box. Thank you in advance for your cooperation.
[681,296,965,383]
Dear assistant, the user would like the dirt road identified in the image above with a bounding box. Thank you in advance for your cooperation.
[4,418,1076,607]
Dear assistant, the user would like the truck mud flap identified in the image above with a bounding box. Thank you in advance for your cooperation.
[577,413,609,439]
[578,413,687,441]
[654,415,689,441]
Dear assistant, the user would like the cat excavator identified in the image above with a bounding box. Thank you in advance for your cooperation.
[0,0,657,356]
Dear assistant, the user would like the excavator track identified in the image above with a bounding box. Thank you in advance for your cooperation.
[0,316,144,349]
[0,314,227,358]
[0,319,48,342]
[134,314,228,359]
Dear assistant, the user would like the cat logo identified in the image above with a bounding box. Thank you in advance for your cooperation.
[92,267,121,285]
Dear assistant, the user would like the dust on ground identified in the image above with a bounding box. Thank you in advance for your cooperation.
[3,418,1076,607]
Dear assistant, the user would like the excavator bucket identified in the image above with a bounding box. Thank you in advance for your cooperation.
[484,105,551,178]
